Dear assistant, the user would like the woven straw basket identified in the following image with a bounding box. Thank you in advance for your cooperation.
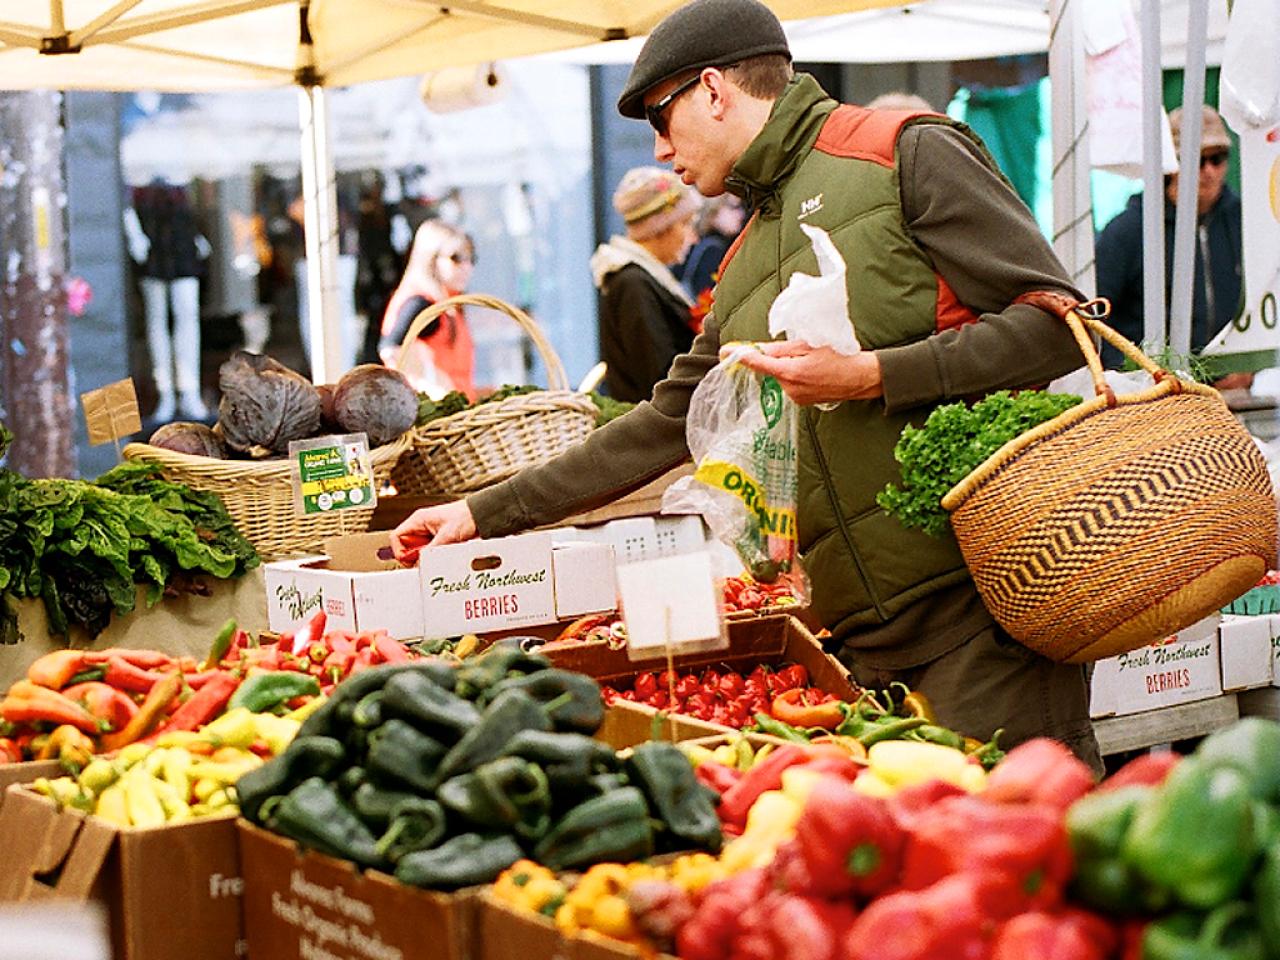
[390,293,597,496]
[940,301,1277,664]
[123,432,410,561]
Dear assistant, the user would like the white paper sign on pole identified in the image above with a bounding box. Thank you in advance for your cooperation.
[616,552,726,662]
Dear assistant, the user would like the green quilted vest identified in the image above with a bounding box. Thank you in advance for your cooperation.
[714,75,981,638]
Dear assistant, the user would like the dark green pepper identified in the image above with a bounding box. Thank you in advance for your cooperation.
[298,660,457,738]
[366,718,447,793]
[352,691,385,729]
[499,729,618,796]
[624,741,722,853]
[1143,902,1266,960]
[374,796,448,863]
[1123,758,1261,909]
[533,786,654,870]
[585,772,630,797]
[381,671,480,741]
[1196,718,1280,803]
[751,713,811,744]
[905,724,967,751]
[266,777,383,868]
[233,735,347,823]
[1065,785,1168,916]
[336,765,366,798]
[437,756,552,840]
[487,669,604,734]
[454,643,551,700]
[228,670,321,713]
[1255,839,1280,957]
[395,832,524,890]
[432,687,551,785]
[353,781,423,829]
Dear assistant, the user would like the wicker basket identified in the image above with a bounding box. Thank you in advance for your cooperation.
[390,293,598,496]
[123,433,410,561]
[941,301,1277,664]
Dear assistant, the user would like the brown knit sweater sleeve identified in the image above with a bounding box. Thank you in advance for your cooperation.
[465,318,719,537]
[875,123,1086,414]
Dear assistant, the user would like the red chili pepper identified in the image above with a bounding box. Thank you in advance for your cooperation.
[102,656,169,694]
[718,673,745,698]
[600,685,619,705]
[327,631,357,654]
[0,737,21,764]
[771,688,845,729]
[675,675,700,699]
[371,633,411,665]
[776,664,809,690]
[152,672,241,736]
[719,745,858,828]
[82,648,175,671]
[649,691,671,711]
[322,650,355,683]
[634,672,659,700]
[0,680,102,735]
[983,738,1095,812]
[25,650,89,689]
[291,610,328,656]
[60,681,139,733]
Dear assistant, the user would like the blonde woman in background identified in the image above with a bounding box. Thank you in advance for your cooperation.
[380,220,477,400]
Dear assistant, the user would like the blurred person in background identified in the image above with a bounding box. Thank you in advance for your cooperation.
[865,90,936,112]
[1094,104,1247,388]
[592,166,700,402]
[379,219,477,400]
[680,193,747,329]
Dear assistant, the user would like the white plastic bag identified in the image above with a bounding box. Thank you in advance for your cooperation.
[662,225,860,594]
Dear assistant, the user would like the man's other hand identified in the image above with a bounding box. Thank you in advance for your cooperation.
[390,500,478,564]
[727,341,883,405]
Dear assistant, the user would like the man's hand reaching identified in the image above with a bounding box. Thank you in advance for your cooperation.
[389,500,478,565]
[727,341,883,406]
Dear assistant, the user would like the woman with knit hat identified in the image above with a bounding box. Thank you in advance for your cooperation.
[592,166,701,402]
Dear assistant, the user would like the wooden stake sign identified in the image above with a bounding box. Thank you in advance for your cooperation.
[81,378,142,448]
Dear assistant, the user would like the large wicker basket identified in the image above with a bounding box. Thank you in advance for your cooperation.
[941,300,1277,664]
[390,293,597,496]
[123,433,410,561]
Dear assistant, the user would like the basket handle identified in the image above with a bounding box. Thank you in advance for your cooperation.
[1014,291,1175,403]
[393,292,569,391]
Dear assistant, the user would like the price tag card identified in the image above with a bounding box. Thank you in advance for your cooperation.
[81,378,142,446]
[289,433,377,516]
[616,551,727,661]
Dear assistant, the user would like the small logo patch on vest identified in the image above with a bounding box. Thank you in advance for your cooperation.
[798,194,824,220]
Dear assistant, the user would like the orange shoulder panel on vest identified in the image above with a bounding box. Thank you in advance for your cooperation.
[814,105,940,166]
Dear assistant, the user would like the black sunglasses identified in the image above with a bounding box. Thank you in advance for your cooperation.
[1200,150,1229,169]
[645,73,703,136]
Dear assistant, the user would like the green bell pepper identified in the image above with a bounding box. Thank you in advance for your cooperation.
[1065,785,1168,916]
[624,741,722,853]
[1196,718,1280,803]
[1143,902,1266,960]
[365,718,447,794]
[266,777,383,868]
[395,832,524,890]
[381,670,480,741]
[437,756,552,839]
[374,796,448,863]
[228,671,321,713]
[233,735,347,823]
[432,687,551,786]
[486,669,604,735]
[533,786,654,871]
[1255,839,1280,957]
[454,643,551,701]
[1122,758,1261,909]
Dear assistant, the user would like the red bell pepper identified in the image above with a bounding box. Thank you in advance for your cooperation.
[739,891,855,960]
[990,909,1119,960]
[0,680,102,734]
[718,744,859,828]
[982,738,1095,812]
[60,681,139,733]
[26,650,89,689]
[153,671,241,736]
[845,870,1024,960]
[885,779,969,831]
[777,775,904,900]
[102,656,170,694]
[900,795,1073,911]
[1098,752,1181,793]
[677,869,771,960]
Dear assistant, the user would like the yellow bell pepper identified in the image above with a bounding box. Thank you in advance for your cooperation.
[493,860,567,915]
[866,739,981,791]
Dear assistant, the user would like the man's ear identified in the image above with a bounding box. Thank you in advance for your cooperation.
[702,67,733,120]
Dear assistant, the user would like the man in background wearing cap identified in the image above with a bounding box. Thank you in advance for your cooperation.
[1095,104,1247,388]
[592,166,700,403]
[393,0,1101,769]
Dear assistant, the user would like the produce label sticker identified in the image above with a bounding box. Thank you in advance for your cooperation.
[617,551,727,661]
[81,377,142,447]
[289,433,376,516]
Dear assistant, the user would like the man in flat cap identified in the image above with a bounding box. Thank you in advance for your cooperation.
[394,0,1101,770]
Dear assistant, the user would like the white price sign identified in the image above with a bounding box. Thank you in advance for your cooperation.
[616,551,726,661]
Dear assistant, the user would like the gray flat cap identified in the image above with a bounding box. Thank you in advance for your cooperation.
[617,0,792,119]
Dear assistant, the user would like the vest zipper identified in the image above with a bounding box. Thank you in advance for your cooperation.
[803,410,889,620]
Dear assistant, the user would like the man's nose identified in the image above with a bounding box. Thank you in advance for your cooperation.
[654,132,674,163]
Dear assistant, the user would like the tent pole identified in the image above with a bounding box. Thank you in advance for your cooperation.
[1139,0,1166,351]
[1048,0,1095,295]
[1167,0,1209,358]
[298,83,343,384]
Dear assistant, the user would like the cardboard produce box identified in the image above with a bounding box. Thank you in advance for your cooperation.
[1219,615,1273,692]
[1270,615,1280,688]
[549,614,856,746]
[477,890,677,960]
[0,760,64,814]
[1089,615,1222,718]
[0,785,243,960]
[239,819,477,960]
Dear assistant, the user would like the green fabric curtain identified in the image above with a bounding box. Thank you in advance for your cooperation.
[947,83,1042,212]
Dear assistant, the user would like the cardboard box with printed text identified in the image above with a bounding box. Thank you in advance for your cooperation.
[1219,614,1273,692]
[1089,615,1222,718]
[0,786,244,960]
